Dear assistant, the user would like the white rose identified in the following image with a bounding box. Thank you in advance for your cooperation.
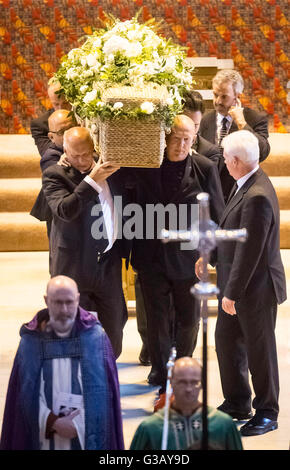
[86,54,99,67]
[113,102,124,109]
[80,85,88,93]
[81,57,87,67]
[163,56,176,72]
[140,101,155,114]
[83,89,97,104]
[165,97,174,106]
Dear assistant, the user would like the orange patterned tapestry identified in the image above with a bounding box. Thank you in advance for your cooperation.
[0,0,289,133]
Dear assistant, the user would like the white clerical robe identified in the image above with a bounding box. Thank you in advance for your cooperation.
[39,358,85,450]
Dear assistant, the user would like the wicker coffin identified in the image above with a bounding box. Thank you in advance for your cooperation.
[97,85,169,168]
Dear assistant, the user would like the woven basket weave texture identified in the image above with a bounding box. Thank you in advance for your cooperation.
[99,119,165,167]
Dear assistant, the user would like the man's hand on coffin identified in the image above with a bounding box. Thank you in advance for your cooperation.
[89,160,120,184]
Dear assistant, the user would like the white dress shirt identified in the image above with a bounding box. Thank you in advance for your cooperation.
[84,175,118,253]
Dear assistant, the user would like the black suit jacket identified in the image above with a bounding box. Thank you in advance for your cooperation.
[217,168,286,305]
[42,164,126,290]
[30,144,63,222]
[130,153,225,279]
[199,108,271,200]
[193,134,220,165]
[30,109,54,158]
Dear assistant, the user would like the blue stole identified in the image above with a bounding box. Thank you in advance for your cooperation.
[17,323,110,449]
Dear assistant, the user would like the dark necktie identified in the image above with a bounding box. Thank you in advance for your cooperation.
[218,117,228,148]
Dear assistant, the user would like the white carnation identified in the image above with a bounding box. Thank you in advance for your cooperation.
[80,85,88,93]
[66,67,79,80]
[126,41,142,58]
[92,38,102,49]
[82,69,94,78]
[127,29,143,41]
[103,35,130,56]
[83,89,97,104]
[86,54,99,67]
[67,48,79,60]
[140,101,155,114]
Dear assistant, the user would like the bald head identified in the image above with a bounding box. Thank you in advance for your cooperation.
[63,127,94,148]
[63,127,95,173]
[48,110,76,148]
[47,80,71,111]
[172,357,201,377]
[166,114,196,162]
[46,275,79,296]
[171,357,202,416]
[45,276,80,337]
[172,114,196,134]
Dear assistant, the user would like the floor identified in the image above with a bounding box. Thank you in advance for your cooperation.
[0,250,289,451]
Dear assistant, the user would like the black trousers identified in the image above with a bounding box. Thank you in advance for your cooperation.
[138,268,200,388]
[215,293,279,420]
[79,247,128,359]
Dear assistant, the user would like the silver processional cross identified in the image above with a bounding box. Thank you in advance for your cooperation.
[160,192,247,451]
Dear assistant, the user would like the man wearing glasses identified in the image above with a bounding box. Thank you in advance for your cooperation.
[30,109,76,237]
[130,357,243,450]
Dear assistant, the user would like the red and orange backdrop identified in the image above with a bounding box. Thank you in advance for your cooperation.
[0,0,289,134]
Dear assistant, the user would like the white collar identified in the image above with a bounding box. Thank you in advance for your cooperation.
[217,112,232,125]
[236,165,259,191]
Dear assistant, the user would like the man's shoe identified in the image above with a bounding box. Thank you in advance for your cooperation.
[240,416,278,436]
[139,345,151,366]
[217,403,253,421]
[147,370,162,386]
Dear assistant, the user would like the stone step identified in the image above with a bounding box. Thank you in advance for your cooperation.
[261,133,290,176]
[0,212,48,251]
[280,210,290,249]
[0,178,41,212]
[0,135,41,178]
[269,177,290,210]
[0,210,289,253]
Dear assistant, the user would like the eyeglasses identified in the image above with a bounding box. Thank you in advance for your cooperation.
[50,126,72,136]
[175,380,201,389]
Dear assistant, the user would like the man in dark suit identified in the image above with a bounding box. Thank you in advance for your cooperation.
[42,127,128,358]
[130,115,225,395]
[199,70,270,200]
[196,130,286,436]
[182,89,220,165]
[31,79,71,158]
[30,109,76,238]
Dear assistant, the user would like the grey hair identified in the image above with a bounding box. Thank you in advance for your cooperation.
[222,130,259,165]
[213,69,244,95]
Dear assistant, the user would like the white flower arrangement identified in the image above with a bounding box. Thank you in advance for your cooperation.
[55,15,194,128]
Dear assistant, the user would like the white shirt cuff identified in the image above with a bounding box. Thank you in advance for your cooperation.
[84,175,104,194]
